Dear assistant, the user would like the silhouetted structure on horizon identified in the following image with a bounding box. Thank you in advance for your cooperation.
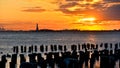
[36,23,39,32]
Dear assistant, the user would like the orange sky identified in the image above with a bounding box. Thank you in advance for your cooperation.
[0,0,120,30]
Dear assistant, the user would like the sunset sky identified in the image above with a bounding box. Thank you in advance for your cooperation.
[0,0,120,30]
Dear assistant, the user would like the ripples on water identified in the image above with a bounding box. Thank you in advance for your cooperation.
[0,31,120,53]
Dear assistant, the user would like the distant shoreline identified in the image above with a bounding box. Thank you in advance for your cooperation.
[0,29,120,32]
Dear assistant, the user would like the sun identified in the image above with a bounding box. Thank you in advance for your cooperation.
[82,17,96,22]
[77,17,96,22]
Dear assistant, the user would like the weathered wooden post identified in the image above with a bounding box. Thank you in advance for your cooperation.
[21,46,23,53]
[24,46,27,53]
[35,45,37,52]
[10,54,17,68]
[20,54,26,64]
[79,51,85,68]
[40,45,44,52]
[58,45,63,51]
[0,55,7,68]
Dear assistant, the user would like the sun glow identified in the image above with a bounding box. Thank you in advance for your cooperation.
[82,17,96,21]
[93,0,101,2]
[84,25,103,30]
[75,17,104,30]
[73,25,103,30]
[77,17,96,22]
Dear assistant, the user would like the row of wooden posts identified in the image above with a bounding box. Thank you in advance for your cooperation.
[13,43,120,53]
[0,43,120,68]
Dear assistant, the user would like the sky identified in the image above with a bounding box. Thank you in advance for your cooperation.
[0,0,120,30]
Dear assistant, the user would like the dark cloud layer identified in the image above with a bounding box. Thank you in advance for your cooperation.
[57,0,120,21]
[57,2,104,16]
[22,7,46,12]
[103,4,120,20]
[104,0,120,2]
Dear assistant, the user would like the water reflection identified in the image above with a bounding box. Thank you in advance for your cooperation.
[86,33,97,44]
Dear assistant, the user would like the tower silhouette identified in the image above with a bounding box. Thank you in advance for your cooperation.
[36,23,39,32]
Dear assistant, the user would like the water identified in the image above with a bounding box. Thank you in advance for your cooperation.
[0,31,120,68]
[0,31,120,53]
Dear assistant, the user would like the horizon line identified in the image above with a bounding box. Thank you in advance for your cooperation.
[1,29,120,32]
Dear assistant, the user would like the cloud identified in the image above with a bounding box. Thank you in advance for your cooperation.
[104,0,120,2]
[60,2,80,8]
[56,2,103,15]
[66,0,84,1]
[100,4,120,20]
[55,0,120,21]
[22,7,46,12]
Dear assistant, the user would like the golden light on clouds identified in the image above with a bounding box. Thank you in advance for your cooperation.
[74,17,103,30]
[72,24,104,30]
[67,6,80,11]
[84,25,103,30]
[79,17,96,22]
[80,0,102,4]
[93,0,102,2]
[0,0,120,30]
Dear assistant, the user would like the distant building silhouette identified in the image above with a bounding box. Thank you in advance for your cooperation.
[36,23,39,32]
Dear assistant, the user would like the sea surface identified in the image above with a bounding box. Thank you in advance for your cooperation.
[0,31,120,68]
[0,31,120,53]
